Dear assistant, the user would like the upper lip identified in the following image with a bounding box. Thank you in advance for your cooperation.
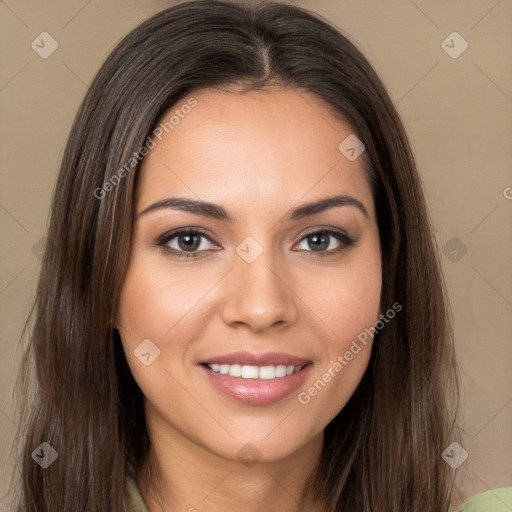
[200,351,312,367]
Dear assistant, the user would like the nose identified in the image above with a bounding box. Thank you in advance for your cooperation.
[220,248,299,333]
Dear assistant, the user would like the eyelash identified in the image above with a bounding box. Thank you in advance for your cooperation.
[155,226,356,260]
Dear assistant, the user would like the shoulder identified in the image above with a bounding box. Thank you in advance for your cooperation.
[126,475,149,512]
[458,485,512,512]
[126,476,512,512]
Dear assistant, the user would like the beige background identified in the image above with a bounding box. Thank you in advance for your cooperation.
[1,0,511,509]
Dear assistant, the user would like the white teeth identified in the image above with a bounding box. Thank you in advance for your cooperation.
[206,363,305,379]
[241,365,259,378]
[228,364,242,377]
[259,366,276,379]
[275,365,287,377]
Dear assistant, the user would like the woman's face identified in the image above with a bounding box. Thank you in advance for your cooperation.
[117,87,382,463]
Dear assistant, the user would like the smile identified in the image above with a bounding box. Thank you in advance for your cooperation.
[205,363,305,380]
[199,362,312,405]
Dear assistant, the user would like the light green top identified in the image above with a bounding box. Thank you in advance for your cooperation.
[126,476,149,512]
[126,476,512,511]
[458,485,512,511]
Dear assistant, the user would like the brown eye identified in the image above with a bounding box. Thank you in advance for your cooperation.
[157,228,218,259]
[305,232,331,251]
[174,233,202,251]
[294,228,355,256]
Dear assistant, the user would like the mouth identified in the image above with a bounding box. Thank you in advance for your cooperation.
[198,351,313,405]
[202,362,308,380]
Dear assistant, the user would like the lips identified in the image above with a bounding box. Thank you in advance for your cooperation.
[198,350,313,405]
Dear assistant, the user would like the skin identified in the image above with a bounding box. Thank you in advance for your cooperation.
[116,86,382,512]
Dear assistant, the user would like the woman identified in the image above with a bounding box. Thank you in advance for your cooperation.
[14,0,504,510]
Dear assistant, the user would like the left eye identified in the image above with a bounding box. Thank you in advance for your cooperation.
[294,230,349,253]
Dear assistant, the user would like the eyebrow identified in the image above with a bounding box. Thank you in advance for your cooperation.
[138,194,369,221]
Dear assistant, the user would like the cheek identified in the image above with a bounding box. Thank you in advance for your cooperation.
[116,253,180,387]
[116,250,224,394]
[117,251,212,341]
[295,241,381,422]
[303,244,382,341]
[117,277,160,338]
[116,258,194,408]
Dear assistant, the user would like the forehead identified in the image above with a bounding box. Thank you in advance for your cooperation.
[136,87,374,219]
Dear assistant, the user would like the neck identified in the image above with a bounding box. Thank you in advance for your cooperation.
[137,415,326,512]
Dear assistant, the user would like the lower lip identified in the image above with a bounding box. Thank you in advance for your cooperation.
[199,364,312,405]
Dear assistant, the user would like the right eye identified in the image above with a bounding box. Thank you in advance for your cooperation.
[157,228,220,259]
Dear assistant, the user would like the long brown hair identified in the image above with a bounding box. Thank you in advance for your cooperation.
[12,1,460,510]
